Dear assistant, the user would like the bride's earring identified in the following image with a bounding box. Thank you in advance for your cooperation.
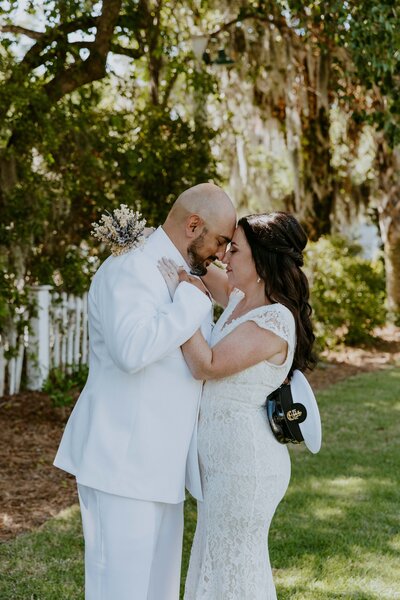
[257,277,261,283]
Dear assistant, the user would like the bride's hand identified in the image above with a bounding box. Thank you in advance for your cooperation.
[158,258,211,300]
[178,270,211,299]
[158,258,183,298]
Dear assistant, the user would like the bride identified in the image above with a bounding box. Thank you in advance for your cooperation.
[159,211,316,599]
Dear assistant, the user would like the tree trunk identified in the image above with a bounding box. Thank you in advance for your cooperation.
[283,42,335,240]
[376,140,400,321]
[300,48,335,240]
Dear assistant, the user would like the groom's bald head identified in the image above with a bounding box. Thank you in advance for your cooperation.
[163,182,236,274]
[166,182,236,224]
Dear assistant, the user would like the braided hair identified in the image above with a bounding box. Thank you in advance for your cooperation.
[238,212,317,374]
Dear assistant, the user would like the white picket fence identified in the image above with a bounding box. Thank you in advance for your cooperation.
[0,286,89,397]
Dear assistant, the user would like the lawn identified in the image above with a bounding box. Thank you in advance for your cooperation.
[1,369,399,599]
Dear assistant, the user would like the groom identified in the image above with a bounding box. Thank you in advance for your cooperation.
[54,183,236,600]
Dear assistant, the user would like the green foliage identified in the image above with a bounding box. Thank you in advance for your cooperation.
[306,235,387,347]
[119,106,219,226]
[0,270,26,338]
[42,364,88,407]
[287,0,400,145]
[1,0,399,324]
[345,1,400,145]
[0,88,122,295]
[0,1,219,313]
[0,256,35,348]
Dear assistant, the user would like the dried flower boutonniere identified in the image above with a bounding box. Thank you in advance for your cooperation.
[92,204,146,256]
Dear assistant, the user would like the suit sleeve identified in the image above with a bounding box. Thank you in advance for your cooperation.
[96,255,212,373]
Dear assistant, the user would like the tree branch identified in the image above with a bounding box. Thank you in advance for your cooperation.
[6,0,122,149]
[1,14,100,93]
[43,0,123,103]
[161,67,180,108]
[141,0,163,105]
[0,25,44,40]
[109,43,145,60]
[208,12,290,38]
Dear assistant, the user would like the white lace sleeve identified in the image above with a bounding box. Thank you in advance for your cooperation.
[247,305,295,345]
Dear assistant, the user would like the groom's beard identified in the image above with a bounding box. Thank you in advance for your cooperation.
[188,235,217,277]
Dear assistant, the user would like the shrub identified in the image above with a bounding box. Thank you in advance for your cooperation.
[305,235,386,347]
[42,364,88,407]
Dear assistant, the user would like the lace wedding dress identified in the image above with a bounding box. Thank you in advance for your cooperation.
[184,289,296,600]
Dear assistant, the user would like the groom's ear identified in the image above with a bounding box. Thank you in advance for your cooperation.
[185,214,204,238]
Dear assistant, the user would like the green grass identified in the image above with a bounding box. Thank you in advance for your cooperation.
[1,369,399,599]
[0,505,84,600]
[270,368,400,599]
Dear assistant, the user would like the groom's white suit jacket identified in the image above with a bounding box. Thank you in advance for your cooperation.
[54,227,212,503]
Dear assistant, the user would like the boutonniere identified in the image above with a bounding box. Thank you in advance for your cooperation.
[92,204,146,256]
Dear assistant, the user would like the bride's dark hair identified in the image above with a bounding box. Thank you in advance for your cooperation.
[238,212,317,374]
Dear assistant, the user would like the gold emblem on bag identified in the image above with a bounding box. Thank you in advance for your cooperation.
[287,408,302,421]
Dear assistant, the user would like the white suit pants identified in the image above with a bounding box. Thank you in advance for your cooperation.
[78,484,184,600]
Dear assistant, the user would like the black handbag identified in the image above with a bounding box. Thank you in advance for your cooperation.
[266,381,307,445]
[265,370,322,453]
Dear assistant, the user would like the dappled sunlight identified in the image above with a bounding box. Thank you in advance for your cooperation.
[360,392,400,412]
[387,533,400,552]
[288,474,395,510]
[1,513,14,528]
[274,558,320,589]
[313,506,343,520]
[273,567,311,586]
[327,549,400,598]
[276,550,400,598]
[54,504,80,522]
[0,511,25,538]
[309,570,400,598]
[361,398,400,411]
[325,476,366,497]
[292,475,367,498]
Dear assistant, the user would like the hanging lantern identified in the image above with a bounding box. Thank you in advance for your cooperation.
[214,49,235,65]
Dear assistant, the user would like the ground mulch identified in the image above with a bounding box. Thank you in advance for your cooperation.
[0,394,77,541]
[1,326,399,542]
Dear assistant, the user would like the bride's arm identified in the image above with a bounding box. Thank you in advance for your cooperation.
[182,322,287,380]
[157,259,288,379]
[158,258,231,307]
[200,262,231,308]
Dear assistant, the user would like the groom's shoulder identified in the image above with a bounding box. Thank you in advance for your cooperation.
[93,244,158,286]
[101,242,153,270]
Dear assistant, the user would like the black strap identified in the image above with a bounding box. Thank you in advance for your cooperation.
[279,384,306,443]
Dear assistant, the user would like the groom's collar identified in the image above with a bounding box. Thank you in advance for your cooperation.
[145,226,190,271]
